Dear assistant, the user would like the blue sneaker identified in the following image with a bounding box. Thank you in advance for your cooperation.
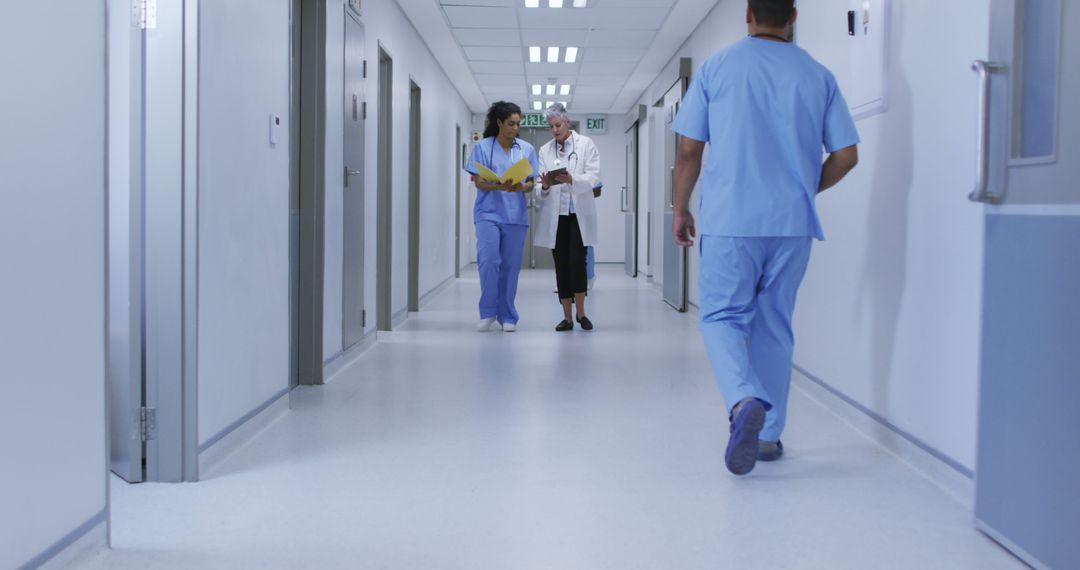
[725,399,766,475]
[757,440,783,462]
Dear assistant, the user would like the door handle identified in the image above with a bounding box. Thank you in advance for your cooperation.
[344,166,362,188]
[668,166,676,208]
[970,60,1006,204]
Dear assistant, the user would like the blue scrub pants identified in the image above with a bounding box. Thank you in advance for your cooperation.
[698,236,812,442]
[476,220,527,325]
[586,246,595,280]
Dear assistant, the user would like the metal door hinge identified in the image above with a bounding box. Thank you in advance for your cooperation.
[139,407,158,441]
[362,102,368,120]
[363,60,368,78]
[132,0,158,29]
[362,310,367,328]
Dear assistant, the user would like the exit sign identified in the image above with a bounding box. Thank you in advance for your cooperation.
[521,113,550,129]
[586,114,607,134]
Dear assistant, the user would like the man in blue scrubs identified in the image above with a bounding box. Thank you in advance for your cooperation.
[672,0,860,475]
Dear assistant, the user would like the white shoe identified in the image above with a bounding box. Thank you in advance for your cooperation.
[502,322,516,332]
[588,276,596,291]
[477,317,497,332]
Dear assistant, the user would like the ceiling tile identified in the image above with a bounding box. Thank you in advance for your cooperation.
[474,73,528,88]
[443,6,518,28]
[587,29,656,47]
[463,46,524,61]
[470,61,524,74]
[581,47,647,63]
[579,60,636,75]
[453,28,521,47]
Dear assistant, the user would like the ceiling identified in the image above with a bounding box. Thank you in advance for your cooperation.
[395,0,721,115]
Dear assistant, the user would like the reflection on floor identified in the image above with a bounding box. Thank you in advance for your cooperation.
[78,266,1022,569]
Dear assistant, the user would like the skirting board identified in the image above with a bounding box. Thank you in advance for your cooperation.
[198,388,291,479]
[391,308,409,329]
[21,511,106,570]
[323,331,378,384]
[791,366,976,509]
[418,275,455,310]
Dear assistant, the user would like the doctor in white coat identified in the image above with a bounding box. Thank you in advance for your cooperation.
[534,103,601,331]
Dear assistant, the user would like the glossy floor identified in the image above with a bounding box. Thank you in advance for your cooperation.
[75,266,1023,569]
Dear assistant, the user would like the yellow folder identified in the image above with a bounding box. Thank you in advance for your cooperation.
[474,158,534,186]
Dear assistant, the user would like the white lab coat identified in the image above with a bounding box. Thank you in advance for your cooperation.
[533,131,601,249]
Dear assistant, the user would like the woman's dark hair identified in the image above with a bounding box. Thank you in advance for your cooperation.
[749,0,795,27]
[483,101,523,139]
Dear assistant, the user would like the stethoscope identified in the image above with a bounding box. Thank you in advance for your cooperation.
[486,137,522,170]
[554,132,579,172]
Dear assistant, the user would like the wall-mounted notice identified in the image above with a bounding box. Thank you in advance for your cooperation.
[848,0,889,119]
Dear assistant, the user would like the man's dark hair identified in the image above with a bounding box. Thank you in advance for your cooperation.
[749,0,795,27]
[483,101,523,139]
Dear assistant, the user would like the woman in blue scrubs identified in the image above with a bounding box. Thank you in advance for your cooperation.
[465,101,540,332]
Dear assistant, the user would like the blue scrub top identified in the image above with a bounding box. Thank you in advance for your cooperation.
[465,137,540,226]
[672,37,860,240]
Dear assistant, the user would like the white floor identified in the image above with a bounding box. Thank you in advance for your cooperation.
[74,266,1023,569]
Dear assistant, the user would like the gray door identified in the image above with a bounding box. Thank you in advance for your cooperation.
[108,8,146,483]
[623,120,639,277]
[974,1,1080,568]
[342,11,366,350]
[661,81,687,312]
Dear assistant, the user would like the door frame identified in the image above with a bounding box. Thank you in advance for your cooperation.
[376,45,394,331]
[293,0,327,385]
[623,104,647,278]
[455,125,463,278]
[408,79,421,312]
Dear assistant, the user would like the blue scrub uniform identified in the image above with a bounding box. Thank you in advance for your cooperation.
[673,37,860,442]
[465,137,540,325]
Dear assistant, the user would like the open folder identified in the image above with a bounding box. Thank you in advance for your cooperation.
[473,158,534,186]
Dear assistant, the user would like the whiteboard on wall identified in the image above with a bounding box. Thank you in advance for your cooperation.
[848,0,889,119]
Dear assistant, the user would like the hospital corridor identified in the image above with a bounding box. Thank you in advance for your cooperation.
[3,1,1078,569]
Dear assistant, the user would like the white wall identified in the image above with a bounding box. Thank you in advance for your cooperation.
[0,2,108,567]
[324,1,474,359]
[794,0,988,470]
[198,0,292,444]
[583,123,629,263]
[634,0,988,470]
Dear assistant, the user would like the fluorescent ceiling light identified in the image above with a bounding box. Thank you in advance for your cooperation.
[546,101,554,108]
[560,84,570,95]
[549,0,564,7]
[573,0,587,6]
[533,101,543,110]
[546,84,556,95]
[547,47,559,63]
[529,46,541,62]
[532,84,542,95]
[564,47,579,63]
[560,101,568,108]
[525,0,540,7]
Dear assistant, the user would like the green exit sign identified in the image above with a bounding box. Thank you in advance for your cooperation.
[521,114,549,128]
[586,115,607,134]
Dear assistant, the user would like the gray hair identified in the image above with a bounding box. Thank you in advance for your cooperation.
[544,103,571,125]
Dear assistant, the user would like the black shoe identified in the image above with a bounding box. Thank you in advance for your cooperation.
[576,316,593,331]
[757,440,783,462]
[555,320,574,332]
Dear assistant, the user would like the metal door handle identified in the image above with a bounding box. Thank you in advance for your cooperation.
[970,60,1005,203]
[668,166,675,208]
[345,167,362,188]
